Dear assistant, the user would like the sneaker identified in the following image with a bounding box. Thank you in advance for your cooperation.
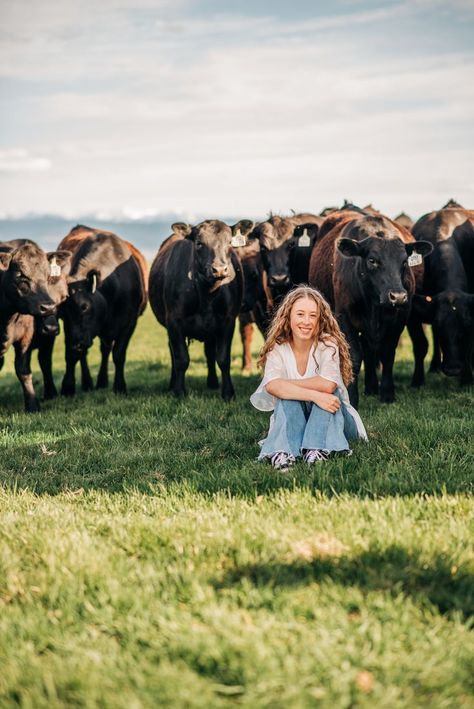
[303,449,330,464]
[269,452,296,471]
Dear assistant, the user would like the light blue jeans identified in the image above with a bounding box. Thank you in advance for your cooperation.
[259,396,359,460]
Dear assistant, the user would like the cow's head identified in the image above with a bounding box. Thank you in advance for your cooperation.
[253,216,298,296]
[62,270,107,352]
[413,290,474,376]
[338,235,432,307]
[0,244,71,316]
[188,220,235,286]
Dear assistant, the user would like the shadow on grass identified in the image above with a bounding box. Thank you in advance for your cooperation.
[213,545,474,620]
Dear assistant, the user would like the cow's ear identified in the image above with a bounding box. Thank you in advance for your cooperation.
[405,241,433,258]
[172,222,192,237]
[412,294,435,323]
[294,223,319,239]
[337,238,361,257]
[0,252,12,271]
[47,250,72,277]
[87,269,100,294]
[232,220,254,237]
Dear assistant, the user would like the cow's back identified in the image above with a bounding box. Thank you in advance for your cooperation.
[60,225,147,312]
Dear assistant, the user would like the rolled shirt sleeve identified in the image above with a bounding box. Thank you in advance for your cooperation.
[318,339,341,385]
[250,347,286,411]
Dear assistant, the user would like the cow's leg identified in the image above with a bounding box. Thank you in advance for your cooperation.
[216,322,236,402]
[429,325,442,373]
[204,338,219,389]
[96,340,111,389]
[338,315,362,408]
[168,343,176,391]
[112,324,137,394]
[379,328,403,403]
[167,324,189,397]
[37,334,57,399]
[0,356,4,372]
[239,317,254,372]
[407,315,427,387]
[61,344,79,396]
[80,353,93,391]
[362,336,378,396]
[14,343,40,413]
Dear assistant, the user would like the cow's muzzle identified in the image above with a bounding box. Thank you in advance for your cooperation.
[268,274,290,288]
[387,290,408,307]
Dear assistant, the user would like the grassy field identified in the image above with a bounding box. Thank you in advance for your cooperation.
[0,308,473,708]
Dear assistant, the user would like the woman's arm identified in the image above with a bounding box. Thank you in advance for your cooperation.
[286,376,337,394]
[265,379,341,412]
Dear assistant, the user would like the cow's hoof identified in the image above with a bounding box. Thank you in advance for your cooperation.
[26,399,40,413]
[96,380,108,390]
[365,386,379,396]
[222,391,235,402]
[172,389,186,399]
[61,383,75,397]
[113,385,127,395]
[380,393,395,404]
[207,377,219,390]
[43,387,58,400]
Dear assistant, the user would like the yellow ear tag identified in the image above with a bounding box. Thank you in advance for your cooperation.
[50,257,61,277]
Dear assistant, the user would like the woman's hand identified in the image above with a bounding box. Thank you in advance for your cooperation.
[312,391,341,413]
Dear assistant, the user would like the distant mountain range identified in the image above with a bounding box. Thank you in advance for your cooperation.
[0,213,241,259]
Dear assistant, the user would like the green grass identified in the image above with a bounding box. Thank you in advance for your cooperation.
[0,309,473,708]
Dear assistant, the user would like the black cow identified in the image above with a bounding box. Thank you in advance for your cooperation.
[230,220,269,371]
[58,230,146,396]
[253,213,322,303]
[0,242,71,411]
[409,206,474,386]
[309,212,432,405]
[149,219,243,400]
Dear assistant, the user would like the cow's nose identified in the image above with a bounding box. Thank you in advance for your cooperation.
[212,265,228,279]
[39,303,56,315]
[388,291,408,306]
[42,322,59,336]
[269,274,290,287]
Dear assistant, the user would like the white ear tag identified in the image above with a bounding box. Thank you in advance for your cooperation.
[50,257,61,277]
[231,229,247,248]
[91,274,97,293]
[408,252,422,267]
[298,228,310,247]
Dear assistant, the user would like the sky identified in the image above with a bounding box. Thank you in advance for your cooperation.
[1,0,474,222]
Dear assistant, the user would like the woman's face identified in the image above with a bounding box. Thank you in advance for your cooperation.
[290,296,319,342]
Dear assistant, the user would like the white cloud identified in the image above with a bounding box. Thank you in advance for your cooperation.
[0,149,51,173]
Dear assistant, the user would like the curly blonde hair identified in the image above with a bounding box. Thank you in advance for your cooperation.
[258,286,353,385]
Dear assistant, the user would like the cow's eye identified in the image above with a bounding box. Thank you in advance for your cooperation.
[17,279,30,293]
[402,260,408,268]
[367,257,378,267]
[195,241,203,250]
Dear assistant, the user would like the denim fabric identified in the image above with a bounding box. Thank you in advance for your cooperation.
[259,396,358,460]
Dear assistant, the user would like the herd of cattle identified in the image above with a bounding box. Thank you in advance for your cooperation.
[0,199,472,412]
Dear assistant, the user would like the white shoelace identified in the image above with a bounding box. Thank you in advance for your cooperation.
[303,449,330,464]
[270,452,295,469]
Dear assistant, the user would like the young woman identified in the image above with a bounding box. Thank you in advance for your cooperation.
[250,286,367,470]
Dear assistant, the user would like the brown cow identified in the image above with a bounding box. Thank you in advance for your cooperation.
[309,210,432,405]
[0,241,71,411]
[57,226,147,396]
